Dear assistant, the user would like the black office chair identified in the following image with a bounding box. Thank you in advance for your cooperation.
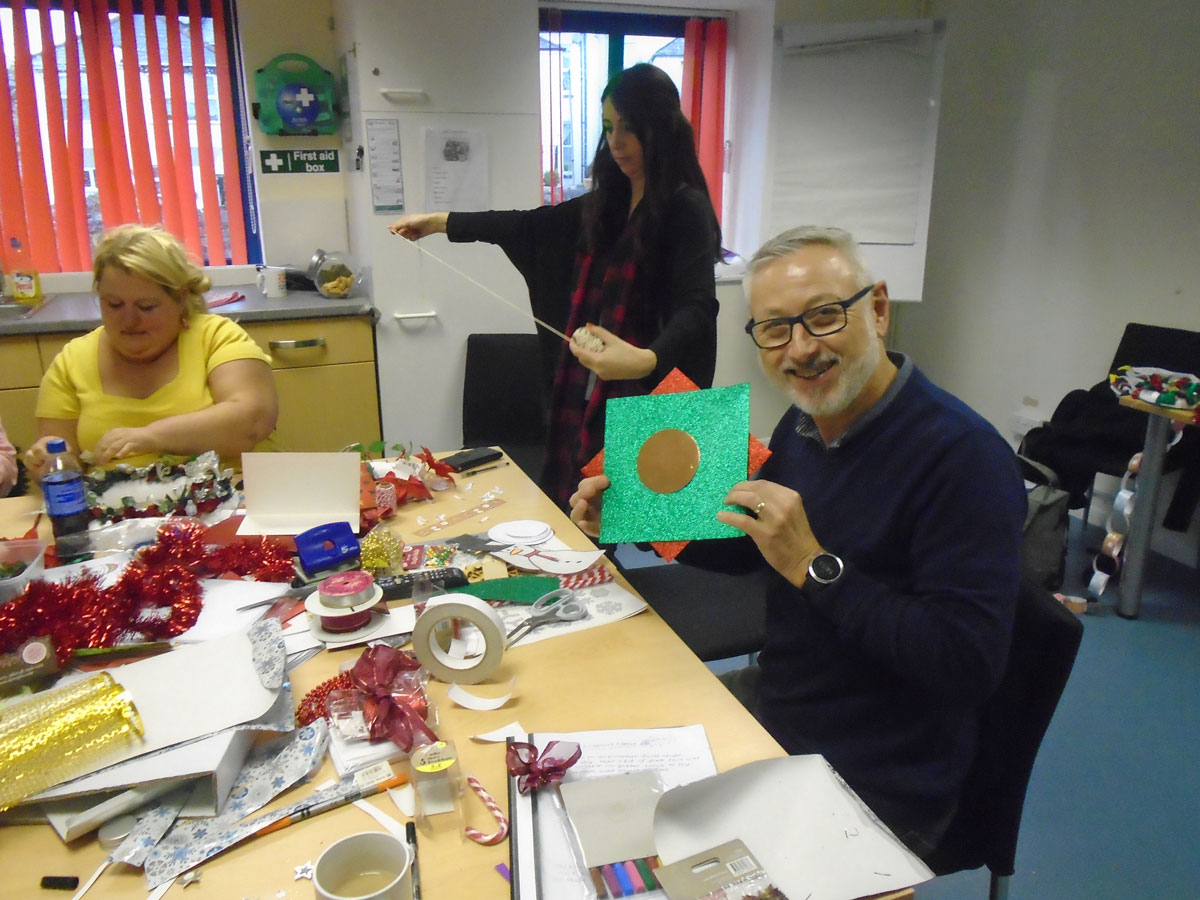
[461,333,548,480]
[1020,322,1200,546]
[621,562,769,662]
[924,578,1084,899]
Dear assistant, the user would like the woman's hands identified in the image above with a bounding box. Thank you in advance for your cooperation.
[92,427,163,467]
[569,324,657,381]
[569,475,610,539]
[388,212,449,241]
[719,480,825,589]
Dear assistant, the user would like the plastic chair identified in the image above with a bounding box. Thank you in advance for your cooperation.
[461,333,547,479]
[621,562,769,662]
[924,578,1084,899]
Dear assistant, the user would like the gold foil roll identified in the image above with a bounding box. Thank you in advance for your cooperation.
[0,672,144,812]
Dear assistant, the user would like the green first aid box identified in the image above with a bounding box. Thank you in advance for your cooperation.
[253,53,338,136]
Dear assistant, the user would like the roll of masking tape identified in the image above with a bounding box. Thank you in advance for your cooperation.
[411,595,505,685]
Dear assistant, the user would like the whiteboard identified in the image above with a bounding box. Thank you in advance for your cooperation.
[767,21,945,300]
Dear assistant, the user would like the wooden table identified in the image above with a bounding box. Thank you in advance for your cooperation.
[1114,396,1198,618]
[0,455,914,900]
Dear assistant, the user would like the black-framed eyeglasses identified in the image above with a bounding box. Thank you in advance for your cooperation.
[744,283,875,349]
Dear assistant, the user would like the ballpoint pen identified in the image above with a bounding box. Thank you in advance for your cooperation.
[406,820,422,900]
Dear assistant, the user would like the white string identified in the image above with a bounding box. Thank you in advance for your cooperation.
[398,236,571,343]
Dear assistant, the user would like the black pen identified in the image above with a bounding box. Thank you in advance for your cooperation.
[460,460,510,477]
[406,820,422,900]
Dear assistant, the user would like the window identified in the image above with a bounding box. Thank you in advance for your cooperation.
[0,0,260,273]
[538,9,689,205]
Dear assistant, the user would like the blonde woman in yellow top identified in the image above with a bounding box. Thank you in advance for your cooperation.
[24,225,278,478]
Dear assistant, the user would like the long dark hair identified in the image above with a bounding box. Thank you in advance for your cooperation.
[583,63,720,262]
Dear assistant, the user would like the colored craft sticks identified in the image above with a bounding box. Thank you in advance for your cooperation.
[588,858,661,898]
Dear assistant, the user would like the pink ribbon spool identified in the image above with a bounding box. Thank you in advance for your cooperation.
[316,571,378,633]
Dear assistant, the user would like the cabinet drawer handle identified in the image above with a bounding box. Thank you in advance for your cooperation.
[393,311,438,320]
[269,338,326,350]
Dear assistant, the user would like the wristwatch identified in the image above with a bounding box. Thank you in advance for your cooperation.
[802,551,844,594]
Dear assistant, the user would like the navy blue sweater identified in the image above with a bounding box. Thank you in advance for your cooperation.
[682,361,1026,837]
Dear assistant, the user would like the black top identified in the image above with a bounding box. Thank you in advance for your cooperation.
[446,188,719,396]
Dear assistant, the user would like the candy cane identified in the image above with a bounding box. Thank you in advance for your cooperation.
[464,775,510,845]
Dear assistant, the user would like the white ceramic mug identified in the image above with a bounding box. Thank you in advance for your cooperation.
[313,832,412,900]
[256,266,288,298]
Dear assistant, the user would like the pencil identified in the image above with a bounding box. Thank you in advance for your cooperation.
[254,772,408,837]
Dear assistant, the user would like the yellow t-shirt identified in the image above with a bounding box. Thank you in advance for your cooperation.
[36,313,277,469]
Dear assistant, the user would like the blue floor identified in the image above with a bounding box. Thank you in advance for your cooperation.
[618,523,1200,899]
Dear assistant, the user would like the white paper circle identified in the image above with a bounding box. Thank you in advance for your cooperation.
[487,520,553,546]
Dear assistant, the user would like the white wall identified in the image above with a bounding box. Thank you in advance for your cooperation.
[890,0,1200,560]
[892,0,1200,436]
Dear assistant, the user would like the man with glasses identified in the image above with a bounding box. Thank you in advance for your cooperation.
[570,226,1027,857]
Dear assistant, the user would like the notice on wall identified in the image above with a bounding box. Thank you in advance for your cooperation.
[424,128,489,211]
[259,149,339,174]
[366,118,405,213]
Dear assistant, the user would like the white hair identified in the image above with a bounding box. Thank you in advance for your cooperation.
[744,225,874,289]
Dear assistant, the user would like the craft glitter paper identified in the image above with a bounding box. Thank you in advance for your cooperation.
[600,384,750,544]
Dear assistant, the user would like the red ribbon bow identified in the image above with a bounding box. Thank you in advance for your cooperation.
[506,740,582,794]
[348,645,438,751]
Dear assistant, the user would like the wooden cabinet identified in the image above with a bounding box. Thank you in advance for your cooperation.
[240,317,381,452]
[0,335,43,453]
[1,314,381,456]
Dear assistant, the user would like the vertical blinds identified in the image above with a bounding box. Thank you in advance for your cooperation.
[0,0,249,274]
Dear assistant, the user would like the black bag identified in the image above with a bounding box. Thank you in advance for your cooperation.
[1017,456,1072,591]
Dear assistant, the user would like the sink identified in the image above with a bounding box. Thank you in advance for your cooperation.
[0,301,40,321]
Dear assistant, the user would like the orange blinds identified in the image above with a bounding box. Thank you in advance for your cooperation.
[0,0,250,273]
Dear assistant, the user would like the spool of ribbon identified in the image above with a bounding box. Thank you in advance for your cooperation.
[506,740,582,794]
[347,645,437,751]
[0,673,143,811]
[304,571,385,635]
[374,481,398,514]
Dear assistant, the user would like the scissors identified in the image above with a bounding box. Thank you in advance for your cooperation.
[505,588,588,647]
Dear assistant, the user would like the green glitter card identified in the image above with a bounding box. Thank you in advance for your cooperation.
[599,383,750,544]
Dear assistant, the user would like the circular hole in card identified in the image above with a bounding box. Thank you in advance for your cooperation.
[637,428,700,494]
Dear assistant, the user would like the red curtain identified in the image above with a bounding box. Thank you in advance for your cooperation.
[682,18,727,225]
[0,0,249,273]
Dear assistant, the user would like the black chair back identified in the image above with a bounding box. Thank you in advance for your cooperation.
[925,578,1083,879]
[462,333,547,479]
[1108,322,1200,377]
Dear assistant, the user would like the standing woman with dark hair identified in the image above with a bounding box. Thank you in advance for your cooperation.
[390,63,721,507]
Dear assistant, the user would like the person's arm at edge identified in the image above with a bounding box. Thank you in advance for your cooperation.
[0,418,17,497]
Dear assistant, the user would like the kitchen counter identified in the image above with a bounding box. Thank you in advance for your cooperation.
[0,286,377,337]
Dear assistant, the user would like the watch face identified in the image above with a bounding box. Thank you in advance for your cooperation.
[810,553,843,584]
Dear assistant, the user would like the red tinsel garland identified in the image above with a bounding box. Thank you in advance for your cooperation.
[0,519,295,666]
